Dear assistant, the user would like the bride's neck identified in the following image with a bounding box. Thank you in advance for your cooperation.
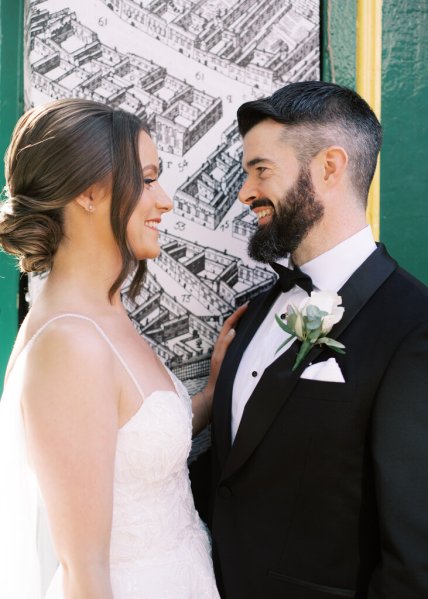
[39,242,124,311]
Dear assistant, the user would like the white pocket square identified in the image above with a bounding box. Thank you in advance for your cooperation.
[300,357,345,383]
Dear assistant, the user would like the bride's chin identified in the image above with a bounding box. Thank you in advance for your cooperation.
[133,246,161,261]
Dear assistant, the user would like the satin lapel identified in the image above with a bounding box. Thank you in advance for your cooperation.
[213,282,281,468]
[298,243,398,367]
[220,244,397,483]
[220,340,300,483]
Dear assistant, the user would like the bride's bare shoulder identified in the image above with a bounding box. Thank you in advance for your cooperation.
[15,315,120,433]
[32,313,113,360]
[18,314,115,393]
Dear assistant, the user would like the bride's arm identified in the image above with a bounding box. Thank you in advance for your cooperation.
[22,319,118,599]
[192,303,247,436]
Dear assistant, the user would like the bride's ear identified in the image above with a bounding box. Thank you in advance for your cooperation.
[75,187,95,213]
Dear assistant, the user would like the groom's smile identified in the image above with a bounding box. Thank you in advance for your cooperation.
[250,199,275,226]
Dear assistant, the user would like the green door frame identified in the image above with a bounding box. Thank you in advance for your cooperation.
[0,0,24,391]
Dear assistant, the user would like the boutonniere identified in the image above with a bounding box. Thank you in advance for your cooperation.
[275,291,346,371]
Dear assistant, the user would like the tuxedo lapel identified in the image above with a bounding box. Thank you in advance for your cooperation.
[299,243,397,368]
[213,282,281,468]
[219,244,397,483]
[220,341,301,483]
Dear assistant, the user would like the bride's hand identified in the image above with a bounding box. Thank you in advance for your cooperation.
[205,303,248,400]
[192,303,248,435]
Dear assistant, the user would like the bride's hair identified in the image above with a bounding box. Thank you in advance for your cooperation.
[0,98,149,300]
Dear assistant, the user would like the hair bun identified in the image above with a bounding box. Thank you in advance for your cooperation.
[0,196,62,272]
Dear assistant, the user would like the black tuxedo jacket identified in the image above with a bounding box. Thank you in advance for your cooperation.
[211,244,428,599]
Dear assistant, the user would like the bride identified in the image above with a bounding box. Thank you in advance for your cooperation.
[0,99,245,598]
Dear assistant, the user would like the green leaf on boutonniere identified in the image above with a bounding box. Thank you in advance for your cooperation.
[275,314,295,336]
[292,339,314,371]
[306,318,322,330]
[306,305,328,320]
[317,337,346,353]
[276,335,297,354]
[308,326,323,342]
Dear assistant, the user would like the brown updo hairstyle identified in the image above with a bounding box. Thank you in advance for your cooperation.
[0,98,150,300]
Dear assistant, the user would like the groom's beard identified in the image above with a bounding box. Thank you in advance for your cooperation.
[247,167,324,264]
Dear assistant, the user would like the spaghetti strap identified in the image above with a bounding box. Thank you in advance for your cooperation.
[28,313,145,402]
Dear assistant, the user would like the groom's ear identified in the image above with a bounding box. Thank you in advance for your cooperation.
[312,146,349,192]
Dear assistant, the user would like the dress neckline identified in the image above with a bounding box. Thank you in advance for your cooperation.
[117,388,183,432]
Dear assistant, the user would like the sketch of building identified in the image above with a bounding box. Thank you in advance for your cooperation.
[122,233,275,378]
[29,5,222,155]
[232,209,257,241]
[156,230,275,312]
[155,86,222,156]
[101,0,319,92]
[174,124,244,229]
[122,270,218,379]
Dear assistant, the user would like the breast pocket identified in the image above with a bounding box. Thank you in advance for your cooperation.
[292,378,355,401]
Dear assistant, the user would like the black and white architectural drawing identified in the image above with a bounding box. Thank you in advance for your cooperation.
[232,209,257,242]
[101,0,319,92]
[29,5,222,155]
[174,124,244,229]
[27,0,319,395]
[122,231,274,379]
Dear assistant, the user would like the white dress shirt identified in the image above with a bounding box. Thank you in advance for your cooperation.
[231,226,377,442]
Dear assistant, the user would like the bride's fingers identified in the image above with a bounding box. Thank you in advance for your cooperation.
[213,303,249,356]
[220,303,248,338]
[208,304,249,385]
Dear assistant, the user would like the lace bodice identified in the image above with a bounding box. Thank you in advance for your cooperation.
[111,382,197,562]
[107,373,219,598]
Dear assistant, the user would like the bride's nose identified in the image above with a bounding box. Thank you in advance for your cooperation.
[156,184,173,212]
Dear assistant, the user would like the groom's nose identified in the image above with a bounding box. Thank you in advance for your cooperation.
[238,176,259,206]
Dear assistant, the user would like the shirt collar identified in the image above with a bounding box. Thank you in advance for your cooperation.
[299,226,377,291]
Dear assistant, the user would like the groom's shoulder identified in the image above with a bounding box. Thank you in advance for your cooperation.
[370,242,427,298]
[395,265,428,295]
[387,260,428,302]
[379,251,428,322]
[352,244,428,334]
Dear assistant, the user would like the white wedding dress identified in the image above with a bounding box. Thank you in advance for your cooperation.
[0,314,220,599]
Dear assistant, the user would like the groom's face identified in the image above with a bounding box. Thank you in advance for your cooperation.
[239,119,324,263]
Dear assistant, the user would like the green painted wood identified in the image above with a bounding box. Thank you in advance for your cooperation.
[380,0,428,284]
[321,0,356,90]
[321,0,428,284]
[0,0,24,391]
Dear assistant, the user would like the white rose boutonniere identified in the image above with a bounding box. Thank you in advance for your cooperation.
[275,290,346,371]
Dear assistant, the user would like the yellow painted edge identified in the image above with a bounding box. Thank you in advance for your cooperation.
[356,0,382,241]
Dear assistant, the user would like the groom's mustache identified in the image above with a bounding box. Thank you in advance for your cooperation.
[250,198,275,211]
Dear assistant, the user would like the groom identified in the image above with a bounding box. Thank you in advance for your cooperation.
[210,81,428,599]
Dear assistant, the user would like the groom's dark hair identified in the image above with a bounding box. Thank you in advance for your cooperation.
[237,81,382,205]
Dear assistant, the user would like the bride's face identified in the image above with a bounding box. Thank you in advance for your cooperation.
[126,131,172,260]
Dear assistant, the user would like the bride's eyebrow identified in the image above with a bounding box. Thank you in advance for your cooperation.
[143,164,159,175]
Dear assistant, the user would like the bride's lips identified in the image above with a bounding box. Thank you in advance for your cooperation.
[144,218,161,232]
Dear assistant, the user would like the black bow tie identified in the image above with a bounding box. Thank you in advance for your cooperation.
[270,262,314,295]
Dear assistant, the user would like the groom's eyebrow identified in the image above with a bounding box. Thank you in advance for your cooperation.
[243,157,270,172]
